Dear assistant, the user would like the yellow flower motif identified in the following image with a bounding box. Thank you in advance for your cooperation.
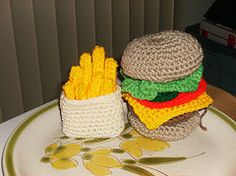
[91,155,122,168]
[84,160,111,176]
[120,140,143,158]
[51,158,77,170]
[133,137,170,151]
[88,148,112,155]
[83,147,122,175]
[120,129,169,158]
[41,143,81,170]
[44,143,58,154]
[50,143,81,159]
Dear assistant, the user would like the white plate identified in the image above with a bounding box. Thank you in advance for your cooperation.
[2,101,236,176]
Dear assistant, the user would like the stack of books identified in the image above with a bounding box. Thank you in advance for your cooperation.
[200,20,236,49]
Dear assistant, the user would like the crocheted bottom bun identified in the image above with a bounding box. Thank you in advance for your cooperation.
[60,86,125,138]
[128,108,205,141]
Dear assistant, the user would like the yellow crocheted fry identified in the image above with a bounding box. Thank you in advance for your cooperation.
[90,46,105,97]
[63,80,75,100]
[104,58,118,79]
[123,92,213,130]
[62,45,118,100]
[92,46,105,76]
[69,66,81,83]
[80,53,92,99]
[101,58,118,95]
[90,73,103,97]
[64,66,83,100]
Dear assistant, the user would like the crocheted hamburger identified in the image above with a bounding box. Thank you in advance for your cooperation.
[121,31,213,141]
[60,46,125,138]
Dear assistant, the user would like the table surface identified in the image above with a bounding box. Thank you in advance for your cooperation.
[0,85,235,176]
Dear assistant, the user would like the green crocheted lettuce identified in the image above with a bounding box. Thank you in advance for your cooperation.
[121,65,203,100]
[151,92,179,102]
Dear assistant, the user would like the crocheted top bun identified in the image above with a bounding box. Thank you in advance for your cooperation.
[121,30,203,82]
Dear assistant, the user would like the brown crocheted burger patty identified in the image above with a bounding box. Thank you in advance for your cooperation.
[128,105,206,141]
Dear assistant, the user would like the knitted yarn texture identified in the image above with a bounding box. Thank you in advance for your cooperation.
[121,65,203,100]
[60,86,125,138]
[123,92,213,130]
[135,78,206,108]
[151,92,179,102]
[121,30,203,82]
[63,46,118,100]
[128,110,201,141]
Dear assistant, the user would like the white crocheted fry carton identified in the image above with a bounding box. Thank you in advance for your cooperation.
[60,86,125,138]
[59,46,126,138]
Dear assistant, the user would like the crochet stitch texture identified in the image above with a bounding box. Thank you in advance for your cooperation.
[151,92,179,102]
[121,65,203,100]
[60,86,125,138]
[63,46,118,100]
[123,92,213,130]
[60,46,126,138]
[121,31,203,82]
[135,78,206,108]
[128,111,201,141]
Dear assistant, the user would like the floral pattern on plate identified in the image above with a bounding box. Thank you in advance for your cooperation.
[41,124,204,176]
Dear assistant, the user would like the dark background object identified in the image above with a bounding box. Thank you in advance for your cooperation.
[186,24,236,96]
[204,0,236,29]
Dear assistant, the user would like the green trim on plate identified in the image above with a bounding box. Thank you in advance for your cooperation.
[3,102,57,176]
[2,103,236,176]
[208,106,236,132]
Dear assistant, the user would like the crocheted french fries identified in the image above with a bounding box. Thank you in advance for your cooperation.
[63,46,118,100]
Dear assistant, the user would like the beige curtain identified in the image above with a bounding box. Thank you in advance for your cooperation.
[0,0,187,122]
[0,107,3,123]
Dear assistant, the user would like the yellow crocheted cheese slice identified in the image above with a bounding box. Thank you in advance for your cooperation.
[63,46,118,100]
[123,92,213,130]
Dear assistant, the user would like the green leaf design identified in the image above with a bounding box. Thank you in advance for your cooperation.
[51,146,65,156]
[138,156,186,165]
[83,160,112,176]
[120,122,132,136]
[51,158,77,170]
[121,133,133,139]
[123,123,131,132]
[82,153,93,160]
[81,147,91,152]
[75,137,86,140]
[45,143,58,154]
[50,144,81,159]
[40,156,51,163]
[122,159,137,164]
[59,136,70,139]
[122,164,155,176]
[111,148,125,154]
[83,138,110,144]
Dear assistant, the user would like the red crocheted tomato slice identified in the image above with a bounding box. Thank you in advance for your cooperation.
[135,78,206,109]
